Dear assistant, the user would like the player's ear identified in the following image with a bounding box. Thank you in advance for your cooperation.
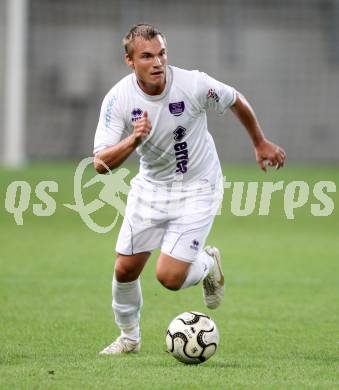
[125,53,134,69]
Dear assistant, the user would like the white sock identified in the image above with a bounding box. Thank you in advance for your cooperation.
[112,275,143,341]
[121,326,140,341]
[181,251,214,289]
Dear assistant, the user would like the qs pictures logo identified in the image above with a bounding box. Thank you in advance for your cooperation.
[64,158,130,233]
[4,158,131,233]
[3,158,337,233]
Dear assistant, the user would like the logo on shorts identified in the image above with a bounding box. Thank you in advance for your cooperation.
[169,101,185,116]
[131,108,143,122]
[190,239,200,251]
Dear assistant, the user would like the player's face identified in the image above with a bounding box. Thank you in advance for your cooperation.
[125,35,167,95]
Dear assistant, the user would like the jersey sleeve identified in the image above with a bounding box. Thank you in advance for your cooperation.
[93,90,126,154]
[195,71,237,114]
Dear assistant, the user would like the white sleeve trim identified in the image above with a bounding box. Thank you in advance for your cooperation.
[219,87,237,114]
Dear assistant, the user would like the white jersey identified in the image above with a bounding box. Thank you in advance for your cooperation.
[94,65,236,186]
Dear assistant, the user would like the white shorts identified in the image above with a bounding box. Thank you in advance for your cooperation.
[116,172,223,263]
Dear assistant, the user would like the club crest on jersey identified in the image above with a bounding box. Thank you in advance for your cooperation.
[173,125,186,142]
[169,101,185,116]
[131,108,143,122]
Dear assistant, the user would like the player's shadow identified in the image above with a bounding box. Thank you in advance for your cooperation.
[193,360,263,369]
[205,361,241,368]
[152,352,261,369]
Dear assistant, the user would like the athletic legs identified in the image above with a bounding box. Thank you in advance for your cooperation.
[156,251,214,290]
[112,252,150,341]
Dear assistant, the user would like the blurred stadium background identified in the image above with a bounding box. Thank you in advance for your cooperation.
[1,0,339,166]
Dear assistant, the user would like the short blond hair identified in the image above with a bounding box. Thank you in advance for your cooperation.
[123,23,166,58]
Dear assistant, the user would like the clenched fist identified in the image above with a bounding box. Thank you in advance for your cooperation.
[132,111,152,145]
[255,139,286,171]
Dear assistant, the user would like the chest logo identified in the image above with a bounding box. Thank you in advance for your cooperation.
[131,108,143,122]
[169,101,185,116]
[173,126,188,174]
[173,125,186,142]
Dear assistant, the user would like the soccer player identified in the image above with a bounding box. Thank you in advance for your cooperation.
[93,24,286,354]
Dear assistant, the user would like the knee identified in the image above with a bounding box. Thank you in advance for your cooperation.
[156,270,182,291]
[115,258,135,282]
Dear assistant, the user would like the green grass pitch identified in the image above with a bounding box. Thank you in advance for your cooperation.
[0,162,338,389]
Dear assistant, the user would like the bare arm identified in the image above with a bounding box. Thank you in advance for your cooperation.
[94,135,138,173]
[231,92,286,171]
[94,111,152,174]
